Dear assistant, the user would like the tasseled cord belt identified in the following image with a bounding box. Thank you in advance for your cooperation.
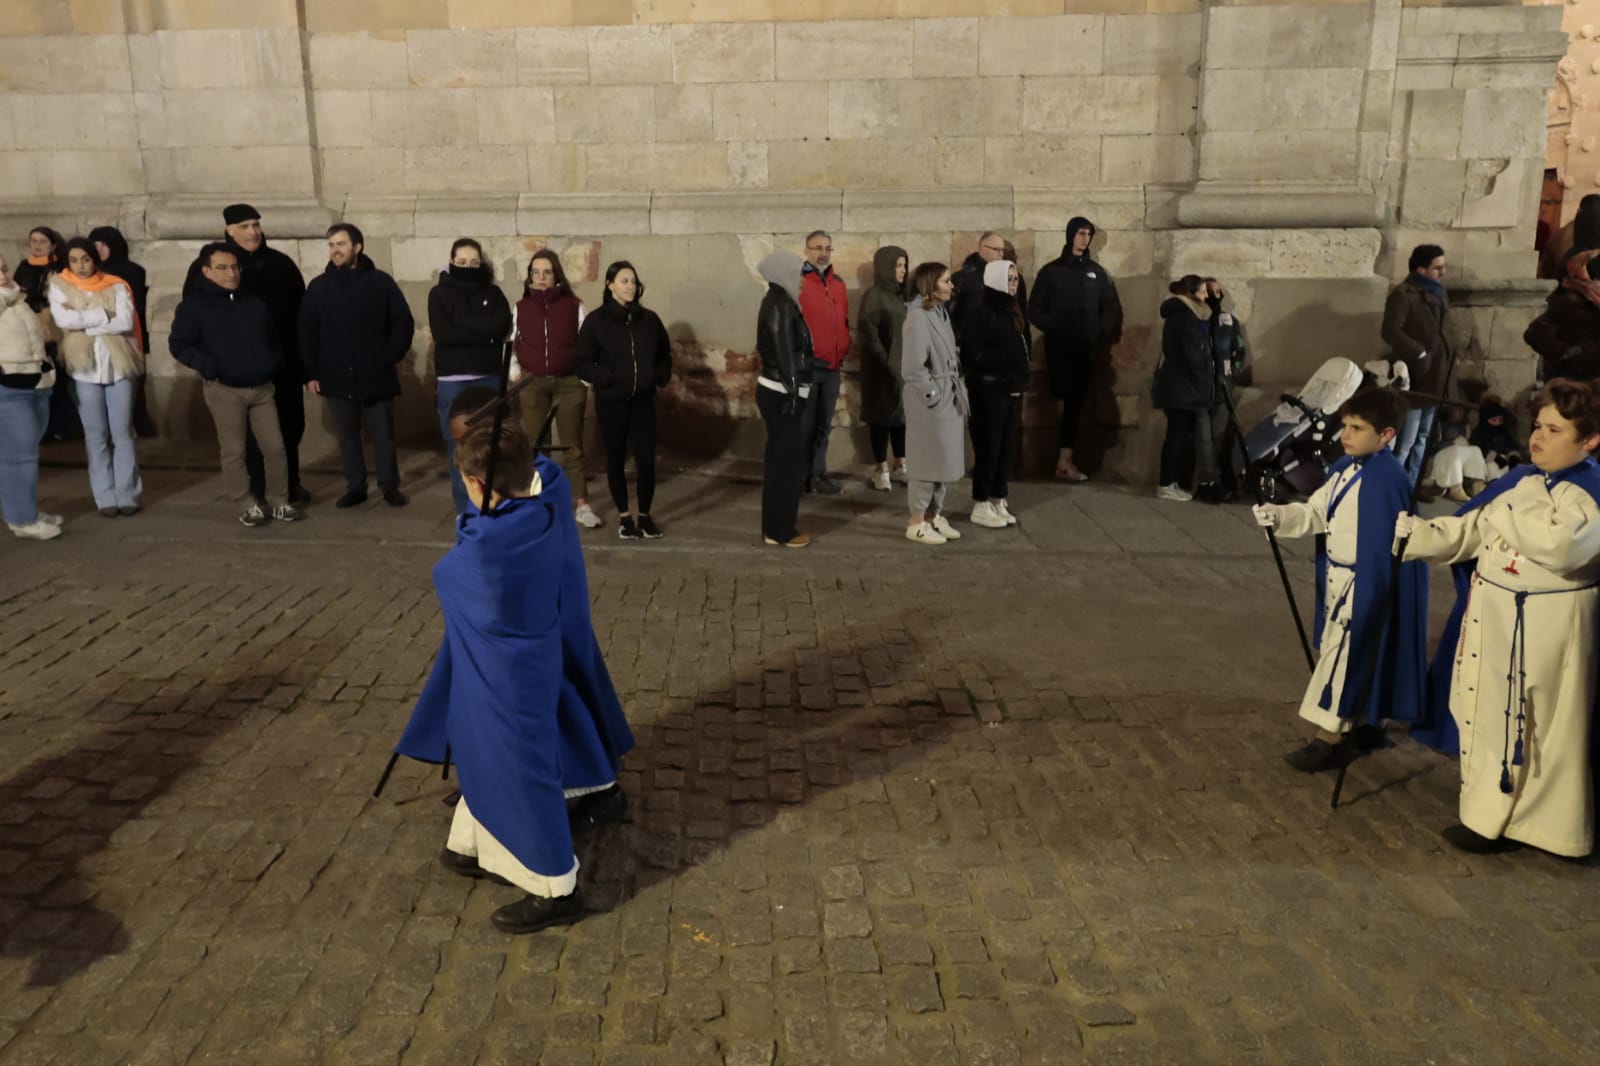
[1317,559,1357,712]
[1477,574,1600,794]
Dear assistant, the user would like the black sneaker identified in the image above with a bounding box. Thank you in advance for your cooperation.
[289,484,311,505]
[812,475,844,496]
[803,478,814,494]
[491,891,584,935]
[570,786,628,838]
[1441,824,1522,854]
[383,488,409,508]
[636,515,663,539]
[440,847,512,885]
[1351,723,1392,752]
[618,516,641,540]
[239,503,269,528]
[1283,738,1342,773]
[117,505,141,517]
[336,488,368,509]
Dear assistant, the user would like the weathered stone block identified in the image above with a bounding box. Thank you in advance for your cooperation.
[1163,230,1271,278]
[585,143,728,191]
[1459,88,1546,160]
[0,35,131,93]
[934,137,985,186]
[513,26,589,84]
[654,85,713,143]
[1246,277,1391,384]
[1401,89,1463,160]
[159,88,310,148]
[312,90,374,148]
[127,34,161,92]
[371,89,477,146]
[406,27,515,87]
[338,196,418,237]
[523,144,586,192]
[842,187,1010,233]
[308,31,410,91]
[322,147,407,194]
[405,146,527,192]
[775,21,913,82]
[1104,13,1200,75]
[12,93,140,152]
[556,86,650,143]
[1198,131,1358,182]
[912,18,978,79]
[670,23,774,83]
[0,153,40,199]
[829,78,1022,140]
[652,190,837,236]
[977,15,1103,77]
[303,0,448,33]
[1201,68,1364,132]
[412,196,519,238]
[1399,158,1467,227]
[476,88,557,144]
[1022,76,1159,135]
[588,24,673,85]
[517,193,647,234]
[1157,74,1198,134]
[156,28,302,89]
[1268,229,1381,278]
[167,146,314,194]
[1085,229,1154,278]
[1408,5,1558,37]
[727,141,767,188]
[767,139,937,189]
[1458,157,1537,231]
[984,136,1101,186]
[1100,135,1194,185]
[712,82,829,142]
[1013,186,1143,232]
[1206,4,1374,71]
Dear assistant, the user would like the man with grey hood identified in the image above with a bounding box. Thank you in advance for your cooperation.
[755,251,815,548]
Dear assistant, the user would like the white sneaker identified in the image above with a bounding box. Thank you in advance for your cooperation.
[574,503,602,529]
[38,513,63,526]
[10,520,61,541]
[891,464,908,484]
[930,513,962,540]
[905,521,947,545]
[1156,483,1193,502]
[996,500,1018,526]
[871,467,891,492]
[968,501,1008,529]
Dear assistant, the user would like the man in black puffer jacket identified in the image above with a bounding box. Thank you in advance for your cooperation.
[171,242,300,527]
[755,250,815,547]
[299,222,416,509]
[1029,216,1122,482]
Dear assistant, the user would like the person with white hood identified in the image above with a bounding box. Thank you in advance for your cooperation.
[0,252,62,540]
[754,251,814,547]
[901,262,969,545]
[961,259,1030,528]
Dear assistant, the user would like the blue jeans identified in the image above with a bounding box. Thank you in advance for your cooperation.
[75,377,142,509]
[0,386,50,527]
[1393,405,1437,485]
[437,376,496,513]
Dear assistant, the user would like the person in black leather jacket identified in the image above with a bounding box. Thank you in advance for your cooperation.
[964,260,1031,529]
[755,250,815,547]
[574,261,672,540]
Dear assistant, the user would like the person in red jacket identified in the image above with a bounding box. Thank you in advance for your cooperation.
[798,230,850,495]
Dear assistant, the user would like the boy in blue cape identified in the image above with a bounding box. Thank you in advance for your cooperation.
[398,418,583,934]
[1253,388,1429,772]
[1399,378,1600,856]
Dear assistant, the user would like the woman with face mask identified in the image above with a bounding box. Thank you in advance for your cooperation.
[429,238,513,515]
[47,238,143,517]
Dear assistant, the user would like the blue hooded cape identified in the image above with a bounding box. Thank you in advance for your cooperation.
[1312,450,1429,724]
[397,456,635,794]
[398,493,573,876]
[1412,459,1600,754]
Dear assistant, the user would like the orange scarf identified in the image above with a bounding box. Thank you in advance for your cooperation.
[25,255,49,267]
[57,269,144,350]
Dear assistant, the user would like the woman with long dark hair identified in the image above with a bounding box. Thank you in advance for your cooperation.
[574,261,672,540]
[964,259,1030,528]
[517,248,600,528]
[900,261,968,545]
[429,237,511,514]
[15,226,77,440]
[1151,274,1216,502]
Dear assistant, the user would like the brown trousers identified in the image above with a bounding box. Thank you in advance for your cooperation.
[204,381,286,506]
[517,373,590,501]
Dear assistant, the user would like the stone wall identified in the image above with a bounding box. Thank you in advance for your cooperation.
[0,0,1567,481]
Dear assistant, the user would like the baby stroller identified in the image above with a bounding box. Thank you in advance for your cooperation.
[1232,357,1365,501]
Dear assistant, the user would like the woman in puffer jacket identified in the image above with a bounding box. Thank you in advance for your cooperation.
[0,252,63,539]
[1150,274,1217,503]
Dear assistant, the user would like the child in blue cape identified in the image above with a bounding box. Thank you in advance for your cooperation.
[1252,388,1429,772]
[1399,379,1600,856]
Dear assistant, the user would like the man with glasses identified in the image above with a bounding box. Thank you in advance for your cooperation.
[170,243,302,527]
[798,230,850,494]
[952,231,1009,351]
[1382,243,1455,483]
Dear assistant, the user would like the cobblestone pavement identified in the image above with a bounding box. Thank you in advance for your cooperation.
[3,454,1599,1066]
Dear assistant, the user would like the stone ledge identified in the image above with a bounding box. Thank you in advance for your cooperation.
[1173,184,1384,229]
[1013,185,1145,231]
[651,190,841,236]
[842,186,1011,233]
[1447,278,1551,308]
[517,192,651,235]
[148,197,336,239]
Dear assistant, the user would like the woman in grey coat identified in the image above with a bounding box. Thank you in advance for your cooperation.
[901,262,969,545]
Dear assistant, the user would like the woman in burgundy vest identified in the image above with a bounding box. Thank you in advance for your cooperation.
[516,249,598,528]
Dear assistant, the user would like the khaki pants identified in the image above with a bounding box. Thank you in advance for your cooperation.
[204,381,286,507]
[518,374,589,501]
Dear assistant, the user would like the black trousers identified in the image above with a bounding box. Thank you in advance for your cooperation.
[1050,343,1094,450]
[758,387,805,542]
[970,383,1019,503]
[1158,408,1219,488]
[868,424,905,463]
[247,372,306,496]
[594,393,657,515]
[325,395,398,493]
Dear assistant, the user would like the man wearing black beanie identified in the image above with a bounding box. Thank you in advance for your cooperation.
[184,204,312,503]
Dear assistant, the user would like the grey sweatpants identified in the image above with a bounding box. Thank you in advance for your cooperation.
[908,478,946,519]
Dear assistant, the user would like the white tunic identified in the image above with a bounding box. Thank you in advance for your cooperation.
[1404,473,1600,856]
[1277,463,1363,734]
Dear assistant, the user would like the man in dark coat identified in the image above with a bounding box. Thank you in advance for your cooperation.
[951,231,1008,353]
[299,222,415,509]
[1029,216,1121,482]
[1381,243,1455,484]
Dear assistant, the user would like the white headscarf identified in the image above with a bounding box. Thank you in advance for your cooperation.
[982,259,1013,294]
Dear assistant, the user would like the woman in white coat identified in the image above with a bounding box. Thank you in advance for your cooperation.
[900,262,969,545]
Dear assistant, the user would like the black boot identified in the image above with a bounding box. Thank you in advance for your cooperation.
[1283,738,1342,773]
[1441,824,1521,854]
[569,785,628,838]
[491,891,584,934]
[439,848,511,885]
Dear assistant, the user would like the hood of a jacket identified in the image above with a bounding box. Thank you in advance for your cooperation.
[87,225,131,265]
[1161,295,1211,321]
[983,259,1013,294]
[1064,217,1095,260]
[759,251,804,302]
[872,246,907,296]
[325,252,376,276]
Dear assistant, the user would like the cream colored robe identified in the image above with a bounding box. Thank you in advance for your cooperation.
[1277,463,1363,735]
[1404,473,1600,856]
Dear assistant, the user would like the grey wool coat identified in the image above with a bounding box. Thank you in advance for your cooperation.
[901,299,969,483]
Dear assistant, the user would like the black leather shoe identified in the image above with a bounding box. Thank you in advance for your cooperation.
[812,475,843,495]
[289,485,311,505]
[570,786,628,838]
[1351,723,1393,752]
[1283,739,1342,773]
[383,489,408,507]
[336,489,368,509]
[1441,824,1522,854]
[491,891,584,935]
[439,848,511,885]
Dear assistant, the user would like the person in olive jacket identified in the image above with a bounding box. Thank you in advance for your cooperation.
[170,243,300,527]
[1151,275,1217,503]
[299,223,416,509]
[574,261,672,541]
[755,250,815,548]
[428,237,512,515]
[855,245,909,492]
[1029,216,1122,482]
[964,260,1031,529]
